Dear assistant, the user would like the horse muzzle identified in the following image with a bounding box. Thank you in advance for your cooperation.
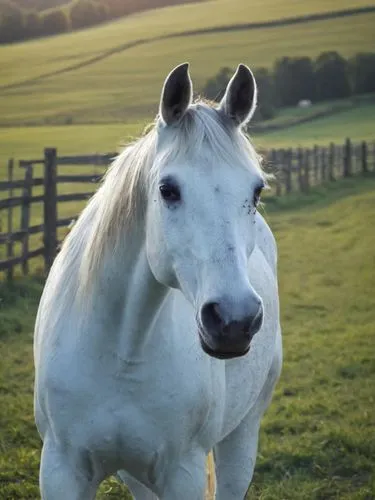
[199,334,251,359]
[198,301,263,359]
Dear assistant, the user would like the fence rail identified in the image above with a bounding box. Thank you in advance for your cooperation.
[1,139,374,279]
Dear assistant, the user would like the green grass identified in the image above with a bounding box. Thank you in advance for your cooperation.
[0,122,147,261]
[1,0,370,82]
[0,98,373,262]
[0,122,146,174]
[254,97,356,129]
[1,97,374,172]
[0,0,374,126]
[252,100,375,148]
[1,174,375,498]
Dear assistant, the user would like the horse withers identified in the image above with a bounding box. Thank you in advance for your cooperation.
[34,63,282,499]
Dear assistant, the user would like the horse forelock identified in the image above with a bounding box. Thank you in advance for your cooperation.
[77,101,266,296]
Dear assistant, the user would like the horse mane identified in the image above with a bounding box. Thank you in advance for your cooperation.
[74,101,266,296]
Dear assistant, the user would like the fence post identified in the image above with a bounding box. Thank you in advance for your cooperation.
[361,141,368,174]
[304,149,310,191]
[343,138,352,177]
[313,145,319,186]
[329,143,335,181]
[6,159,14,281]
[269,149,281,196]
[321,148,327,181]
[20,164,33,276]
[44,148,58,275]
[297,148,304,192]
[338,145,344,178]
[285,149,292,194]
[278,149,285,196]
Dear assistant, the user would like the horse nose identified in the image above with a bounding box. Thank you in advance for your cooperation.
[200,298,263,359]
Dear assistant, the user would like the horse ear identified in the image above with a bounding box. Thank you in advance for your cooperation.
[219,64,257,126]
[160,63,193,126]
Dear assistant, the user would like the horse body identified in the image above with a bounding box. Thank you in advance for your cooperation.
[34,63,282,499]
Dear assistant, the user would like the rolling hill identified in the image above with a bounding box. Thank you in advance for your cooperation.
[11,0,69,10]
[0,0,374,126]
[1,97,375,169]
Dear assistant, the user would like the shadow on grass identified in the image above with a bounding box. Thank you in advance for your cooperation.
[0,278,43,339]
[252,441,372,491]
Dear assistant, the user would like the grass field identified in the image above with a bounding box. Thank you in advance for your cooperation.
[1,0,371,83]
[0,122,145,172]
[0,92,374,274]
[0,0,374,126]
[251,98,375,149]
[1,96,374,170]
[1,174,375,498]
[1,2,374,496]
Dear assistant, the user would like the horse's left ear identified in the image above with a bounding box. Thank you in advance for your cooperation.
[160,62,193,126]
[219,64,257,126]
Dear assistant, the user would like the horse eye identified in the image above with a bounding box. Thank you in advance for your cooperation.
[159,183,181,202]
[253,185,263,207]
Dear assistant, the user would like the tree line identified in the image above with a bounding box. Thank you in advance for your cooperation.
[0,0,202,43]
[203,51,375,122]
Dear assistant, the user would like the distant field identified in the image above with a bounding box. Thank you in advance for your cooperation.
[1,0,371,80]
[0,122,145,173]
[1,174,375,498]
[252,99,375,149]
[1,98,374,171]
[0,0,374,125]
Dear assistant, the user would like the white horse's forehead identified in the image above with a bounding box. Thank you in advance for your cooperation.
[160,157,262,194]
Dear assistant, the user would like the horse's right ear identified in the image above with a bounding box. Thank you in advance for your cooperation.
[159,63,193,126]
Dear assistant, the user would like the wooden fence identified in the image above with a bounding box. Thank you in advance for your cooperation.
[0,148,113,280]
[266,139,375,196]
[0,139,374,279]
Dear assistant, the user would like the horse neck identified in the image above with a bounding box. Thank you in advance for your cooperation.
[81,222,168,361]
[117,233,168,359]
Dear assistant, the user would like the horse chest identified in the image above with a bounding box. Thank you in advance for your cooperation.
[114,355,223,438]
[75,353,224,473]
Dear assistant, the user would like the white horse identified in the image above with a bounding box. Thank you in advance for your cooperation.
[34,63,282,500]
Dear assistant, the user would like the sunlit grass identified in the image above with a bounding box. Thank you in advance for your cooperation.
[1,97,374,174]
[0,122,146,173]
[1,174,375,498]
[0,2,374,126]
[253,99,375,149]
[1,0,370,84]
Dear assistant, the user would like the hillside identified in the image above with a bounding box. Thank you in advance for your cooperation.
[0,0,205,45]
[0,0,374,126]
[12,0,69,10]
[1,175,375,498]
[0,97,374,170]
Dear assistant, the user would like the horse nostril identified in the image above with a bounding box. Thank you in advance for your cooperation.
[201,302,224,333]
[242,317,253,335]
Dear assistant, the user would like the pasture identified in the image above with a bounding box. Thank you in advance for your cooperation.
[1,97,374,269]
[0,1,374,126]
[1,97,374,169]
[1,0,375,497]
[1,174,375,498]
[251,97,375,149]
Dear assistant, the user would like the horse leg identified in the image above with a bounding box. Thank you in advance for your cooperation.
[214,350,282,500]
[39,435,100,500]
[116,469,159,500]
[161,451,207,500]
[213,411,262,500]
